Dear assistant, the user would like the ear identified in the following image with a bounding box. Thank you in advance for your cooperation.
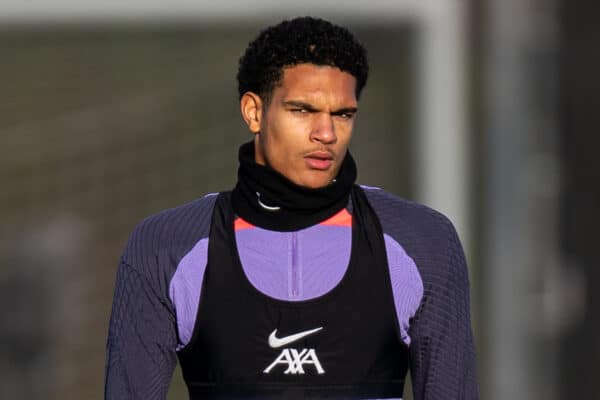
[240,92,263,134]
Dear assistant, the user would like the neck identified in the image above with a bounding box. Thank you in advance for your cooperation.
[231,141,357,231]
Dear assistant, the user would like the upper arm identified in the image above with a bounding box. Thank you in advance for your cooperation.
[407,219,478,400]
[105,260,178,400]
[104,194,218,399]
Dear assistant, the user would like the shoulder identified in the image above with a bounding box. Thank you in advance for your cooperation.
[361,185,465,279]
[121,193,220,270]
[361,185,457,240]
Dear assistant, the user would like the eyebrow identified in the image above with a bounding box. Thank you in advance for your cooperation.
[282,100,358,115]
[331,107,359,116]
[282,100,319,112]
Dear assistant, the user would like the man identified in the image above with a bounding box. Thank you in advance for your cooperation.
[105,17,478,400]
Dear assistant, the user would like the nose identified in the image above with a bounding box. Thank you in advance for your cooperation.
[310,113,337,144]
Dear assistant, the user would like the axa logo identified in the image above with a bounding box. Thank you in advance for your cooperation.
[263,327,325,375]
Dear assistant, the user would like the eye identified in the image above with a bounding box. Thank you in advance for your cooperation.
[337,112,355,120]
[291,108,308,113]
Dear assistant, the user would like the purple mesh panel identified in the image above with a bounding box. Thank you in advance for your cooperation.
[170,223,423,351]
[236,226,423,346]
[235,224,352,300]
[384,234,423,346]
[169,238,209,349]
[298,225,352,299]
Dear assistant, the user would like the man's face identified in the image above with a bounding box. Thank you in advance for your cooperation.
[242,63,358,189]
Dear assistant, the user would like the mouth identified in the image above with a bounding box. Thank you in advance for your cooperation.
[304,150,334,170]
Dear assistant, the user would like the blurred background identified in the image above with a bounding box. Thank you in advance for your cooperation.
[0,0,597,399]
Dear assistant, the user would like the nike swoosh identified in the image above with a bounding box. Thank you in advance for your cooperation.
[256,192,281,212]
[268,327,323,348]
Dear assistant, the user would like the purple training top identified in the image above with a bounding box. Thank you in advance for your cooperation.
[105,187,479,400]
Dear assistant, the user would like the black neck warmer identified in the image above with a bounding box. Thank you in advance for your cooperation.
[231,141,357,231]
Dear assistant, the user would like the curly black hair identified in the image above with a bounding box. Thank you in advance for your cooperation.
[237,17,369,104]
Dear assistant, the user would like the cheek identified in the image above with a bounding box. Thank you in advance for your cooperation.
[264,110,291,139]
[267,114,307,146]
[261,118,296,163]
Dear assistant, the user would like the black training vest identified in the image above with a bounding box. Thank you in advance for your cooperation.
[178,186,409,399]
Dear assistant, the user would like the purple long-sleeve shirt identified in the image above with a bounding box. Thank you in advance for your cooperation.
[105,187,478,399]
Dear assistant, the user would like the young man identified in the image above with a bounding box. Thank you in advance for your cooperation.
[105,17,479,400]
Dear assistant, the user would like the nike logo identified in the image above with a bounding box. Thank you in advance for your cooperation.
[256,192,281,212]
[268,327,323,348]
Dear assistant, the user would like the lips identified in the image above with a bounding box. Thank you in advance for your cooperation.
[304,151,334,170]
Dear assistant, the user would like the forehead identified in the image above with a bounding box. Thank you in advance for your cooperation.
[274,63,357,104]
